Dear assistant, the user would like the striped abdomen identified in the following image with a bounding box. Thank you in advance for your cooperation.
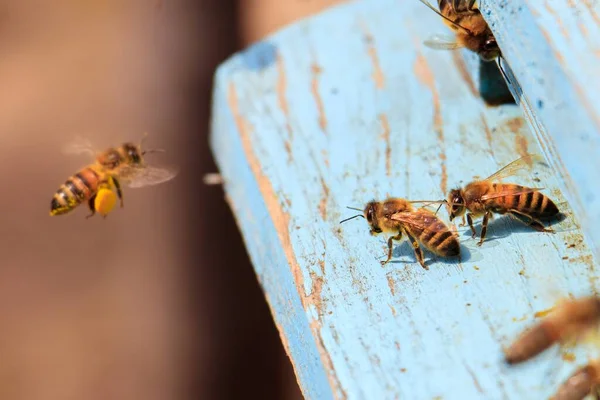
[491,183,559,218]
[407,211,460,257]
[50,166,101,216]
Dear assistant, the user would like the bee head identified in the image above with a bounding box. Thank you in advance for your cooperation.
[364,201,382,235]
[479,37,500,62]
[447,189,466,221]
[122,142,143,165]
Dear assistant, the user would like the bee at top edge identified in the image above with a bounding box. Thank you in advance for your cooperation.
[442,153,560,247]
[340,197,460,270]
[417,0,500,62]
[50,133,179,219]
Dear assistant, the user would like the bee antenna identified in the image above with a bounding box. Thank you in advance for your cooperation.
[346,206,363,212]
[340,214,364,224]
[417,0,473,35]
[434,199,447,216]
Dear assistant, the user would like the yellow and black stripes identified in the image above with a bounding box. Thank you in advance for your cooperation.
[409,212,460,257]
[50,166,101,216]
[496,184,559,218]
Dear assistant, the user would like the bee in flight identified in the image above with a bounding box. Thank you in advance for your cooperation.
[50,134,178,218]
[504,296,600,365]
[340,198,460,270]
[551,360,600,400]
[417,0,500,62]
[444,154,559,247]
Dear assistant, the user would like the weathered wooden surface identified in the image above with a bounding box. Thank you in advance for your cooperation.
[210,0,599,398]
[482,0,600,260]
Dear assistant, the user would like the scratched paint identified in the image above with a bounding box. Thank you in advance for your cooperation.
[481,0,600,260]
[210,0,600,399]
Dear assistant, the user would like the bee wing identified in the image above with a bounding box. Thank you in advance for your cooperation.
[389,210,449,233]
[120,165,179,188]
[484,153,545,182]
[423,34,464,50]
[479,187,545,201]
[62,136,98,157]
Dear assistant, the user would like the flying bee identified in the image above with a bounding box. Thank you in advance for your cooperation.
[50,134,178,218]
[418,0,500,62]
[445,153,560,247]
[551,360,600,400]
[340,198,460,270]
[504,296,600,365]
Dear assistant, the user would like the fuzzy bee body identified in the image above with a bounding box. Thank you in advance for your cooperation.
[505,296,600,365]
[345,197,460,270]
[447,154,560,246]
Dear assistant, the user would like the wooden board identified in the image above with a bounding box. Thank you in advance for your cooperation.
[210,0,599,398]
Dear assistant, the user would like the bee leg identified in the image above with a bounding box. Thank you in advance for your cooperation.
[85,195,96,219]
[509,209,555,233]
[459,215,467,227]
[466,213,477,238]
[381,232,402,266]
[406,231,428,270]
[112,177,124,208]
[477,212,490,246]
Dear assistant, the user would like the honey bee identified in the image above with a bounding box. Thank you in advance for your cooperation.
[504,296,600,365]
[340,198,460,270]
[50,135,178,218]
[446,154,559,247]
[418,0,500,62]
[551,360,600,400]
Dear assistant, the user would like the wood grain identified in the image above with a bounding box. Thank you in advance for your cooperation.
[211,0,599,398]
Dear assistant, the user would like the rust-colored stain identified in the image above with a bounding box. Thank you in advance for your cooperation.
[561,352,576,362]
[307,271,325,318]
[396,342,401,351]
[452,51,478,97]
[311,63,328,134]
[389,305,397,316]
[474,266,480,271]
[284,140,293,162]
[387,274,396,296]
[480,115,494,158]
[310,320,348,400]
[414,52,447,194]
[534,306,555,318]
[544,2,570,40]
[276,55,294,139]
[363,30,385,89]
[512,314,528,322]
[229,83,345,396]
[379,113,392,176]
[504,117,530,162]
[319,260,326,275]
[319,177,330,220]
[584,1,600,26]
[464,364,484,394]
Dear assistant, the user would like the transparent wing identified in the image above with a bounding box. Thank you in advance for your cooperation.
[423,34,464,50]
[389,210,450,233]
[480,187,545,201]
[62,136,97,157]
[121,165,179,188]
[484,154,545,182]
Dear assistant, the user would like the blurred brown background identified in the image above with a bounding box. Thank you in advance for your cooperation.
[0,0,341,399]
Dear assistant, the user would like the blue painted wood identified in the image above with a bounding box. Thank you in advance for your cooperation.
[480,0,600,260]
[210,0,599,398]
